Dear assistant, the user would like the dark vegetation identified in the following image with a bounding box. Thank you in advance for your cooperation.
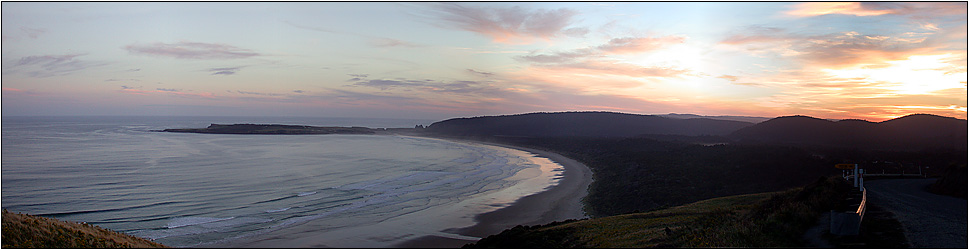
[929,163,967,198]
[1,209,167,248]
[657,113,771,123]
[422,112,967,217]
[437,135,964,218]
[730,114,968,151]
[826,202,911,248]
[161,123,376,135]
[465,177,853,248]
[426,111,753,137]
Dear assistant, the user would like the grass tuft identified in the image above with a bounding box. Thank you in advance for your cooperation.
[2,209,168,248]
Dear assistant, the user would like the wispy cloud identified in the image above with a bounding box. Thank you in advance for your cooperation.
[233,90,285,97]
[518,49,595,64]
[208,66,243,75]
[720,26,791,45]
[21,27,45,39]
[720,27,947,69]
[3,53,108,77]
[467,69,495,77]
[596,36,687,54]
[124,42,260,60]
[519,35,685,64]
[372,38,421,48]
[119,87,216,99]
[794,31,937,68]
[517,35,690,79]
[2,27,46,42]
[429,3,583,44]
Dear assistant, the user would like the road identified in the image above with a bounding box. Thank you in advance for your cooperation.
[864,178,967,248]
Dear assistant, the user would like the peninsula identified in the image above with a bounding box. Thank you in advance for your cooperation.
[160,124,378,135]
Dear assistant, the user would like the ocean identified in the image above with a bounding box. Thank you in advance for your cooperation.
[1,116,566,247]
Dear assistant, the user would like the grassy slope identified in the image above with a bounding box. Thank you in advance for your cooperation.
[2,209,167,248]
[467,176,851,248]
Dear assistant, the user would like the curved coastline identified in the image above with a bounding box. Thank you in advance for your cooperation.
[395,137,594,248]
[208,135,594,248]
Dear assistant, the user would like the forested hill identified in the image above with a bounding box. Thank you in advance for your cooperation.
[425,112,753,137]
[730,114,968,151]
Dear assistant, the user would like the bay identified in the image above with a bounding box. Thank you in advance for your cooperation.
[1,116,563,247]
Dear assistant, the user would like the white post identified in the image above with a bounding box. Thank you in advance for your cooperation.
[853,164,859,188]
[858,169,864,191]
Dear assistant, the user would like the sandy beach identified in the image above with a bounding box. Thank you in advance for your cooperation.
[395,139,594,248]
[213,137,593,248]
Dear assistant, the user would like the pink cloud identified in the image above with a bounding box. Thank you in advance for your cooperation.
[786,2,967,18]
[124,42,260,60]
[516,34,691,81]
[431,3,581,44]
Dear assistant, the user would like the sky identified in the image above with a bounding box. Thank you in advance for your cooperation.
[2,2,966,121]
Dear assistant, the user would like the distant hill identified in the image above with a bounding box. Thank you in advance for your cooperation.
[657,113,772,123]
[426,112,754,137]
[161,124,376,135]
[730,114,968,150]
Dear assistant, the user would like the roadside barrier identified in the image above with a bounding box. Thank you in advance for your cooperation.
[830,187,866,235]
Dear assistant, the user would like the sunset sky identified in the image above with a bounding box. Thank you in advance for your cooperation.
[2,2,966,121]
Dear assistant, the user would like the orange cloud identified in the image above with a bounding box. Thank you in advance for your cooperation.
[786,2,896,17]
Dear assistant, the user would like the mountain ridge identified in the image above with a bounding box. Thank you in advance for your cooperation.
[730,113,967,150]
[426,111,754,137]
[426,111,966,151]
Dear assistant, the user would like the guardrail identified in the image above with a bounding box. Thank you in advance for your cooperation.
[830,188,866,236]
[864,173,923,178]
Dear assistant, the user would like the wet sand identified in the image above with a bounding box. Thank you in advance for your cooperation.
[395,140,594,248]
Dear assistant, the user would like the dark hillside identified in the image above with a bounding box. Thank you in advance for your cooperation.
[730,114,967,151]
[466,177,854,248]
[878,114,968,150]
[2,210,167,248]
[472,136,842,216]
[426,112,753,137]
[658,113,772,123]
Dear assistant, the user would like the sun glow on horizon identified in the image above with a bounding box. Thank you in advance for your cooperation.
[821,54,966,96]
[1,2,966,120]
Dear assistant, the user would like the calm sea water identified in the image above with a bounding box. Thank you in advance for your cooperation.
[1,116,563,247]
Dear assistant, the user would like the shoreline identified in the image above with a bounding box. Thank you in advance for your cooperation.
[210,134,594,248]
[394,136,594,248]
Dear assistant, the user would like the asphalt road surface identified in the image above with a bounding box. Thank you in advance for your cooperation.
[865,178,967,248]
